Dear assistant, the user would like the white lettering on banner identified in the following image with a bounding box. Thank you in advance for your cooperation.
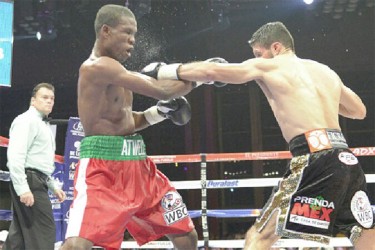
[69,150,80,159]
[72,122,84,132]
[352,147,375,156]
[207,180,239,188]
[244,152,279,159]
[69,171,75,181]
[71,121,85,136]
[144,241,173,247]
[68,141,81,159]
[52,203,61,209]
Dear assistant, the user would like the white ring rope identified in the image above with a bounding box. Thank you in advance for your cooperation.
[172,174,375,189]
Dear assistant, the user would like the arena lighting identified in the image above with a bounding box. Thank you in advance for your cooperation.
[35,27,57,41]
[304,0,314,4]
[36,31,42,40]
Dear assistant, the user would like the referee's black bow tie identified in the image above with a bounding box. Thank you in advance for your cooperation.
[42,116,51,122]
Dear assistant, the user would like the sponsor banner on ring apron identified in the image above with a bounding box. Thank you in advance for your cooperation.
[61,117,85,239]
[48,162,64,241]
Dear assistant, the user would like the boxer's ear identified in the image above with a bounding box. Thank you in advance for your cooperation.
[101,24,111,38]
[271,42,283,55]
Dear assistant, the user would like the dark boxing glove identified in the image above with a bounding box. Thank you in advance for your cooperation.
[194,57,228,88]
[144,96,191,126]
[141,62,181,80]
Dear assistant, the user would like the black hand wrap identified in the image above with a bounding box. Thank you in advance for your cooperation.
[157,97,191,125]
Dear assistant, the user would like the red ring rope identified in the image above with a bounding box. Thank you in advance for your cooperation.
[1,136,374,164]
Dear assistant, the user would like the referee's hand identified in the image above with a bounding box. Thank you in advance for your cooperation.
[20,192,34,207]
[54,189,67,202]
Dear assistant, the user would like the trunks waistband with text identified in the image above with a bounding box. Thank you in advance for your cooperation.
[79,134,147,161]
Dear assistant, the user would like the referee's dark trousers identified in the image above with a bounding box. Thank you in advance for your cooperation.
[4,169,55,250]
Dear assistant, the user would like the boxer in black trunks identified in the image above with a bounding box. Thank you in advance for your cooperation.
[141,22,374,249]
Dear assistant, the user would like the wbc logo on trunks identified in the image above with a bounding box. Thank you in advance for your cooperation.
[161,191,188,225]
[351,191,373,228]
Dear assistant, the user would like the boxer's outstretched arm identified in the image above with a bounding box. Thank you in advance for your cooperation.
[177,58,267,84]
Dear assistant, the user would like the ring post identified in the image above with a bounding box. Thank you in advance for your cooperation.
[200,153,209,249]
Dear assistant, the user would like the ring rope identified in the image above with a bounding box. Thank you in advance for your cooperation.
[0,136,64,163]
[111,237,354,249]
[149,146,375,163]
[1,136,374,163]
